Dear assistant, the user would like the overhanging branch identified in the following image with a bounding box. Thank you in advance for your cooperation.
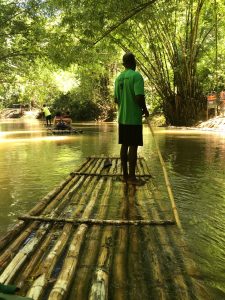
[93,0,158,45]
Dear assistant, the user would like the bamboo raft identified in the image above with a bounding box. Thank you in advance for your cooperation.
[47,128,83,135]
[0,156,212,300]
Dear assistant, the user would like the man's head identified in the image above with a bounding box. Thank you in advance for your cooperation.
[43,104,46,107]
[122,52,136,70]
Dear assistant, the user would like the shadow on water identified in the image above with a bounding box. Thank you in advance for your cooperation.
[0,119,224,298]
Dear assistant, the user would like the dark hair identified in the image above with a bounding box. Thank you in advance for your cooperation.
[122,52,136,68]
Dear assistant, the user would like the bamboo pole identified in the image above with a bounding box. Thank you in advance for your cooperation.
[141,159,210,298]
[47,180,106,300]
[27,171,105,299]
[26,223,74,300]
[17,159,101,294]
[146,117,183,231]
[0,173,89,280]
[0,158,92,252]
[88,170,115,300]
[16,231,55,289]
[71,160,117,299]
[144,189,190,298]
[134,188,170,298]
[0,157,95,269]
[18,215,175,226]
[111,185,129,300]
[88,228,113,300]
[48,158,115,300]
[70,172,152,177]
[48,224,88,300]
[0,224,50,284]
[25,165,102,297]
[127,226,149,299]
[69,226,101,299]
[42,157,96,216]
[137,160,191,298]
[0,222,40,269]
[0,176,78,271]
[125,179,150,300]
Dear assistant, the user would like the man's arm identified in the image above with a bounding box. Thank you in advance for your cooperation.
[135,95,149,117]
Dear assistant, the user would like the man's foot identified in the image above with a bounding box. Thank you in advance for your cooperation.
[127,177,145,186]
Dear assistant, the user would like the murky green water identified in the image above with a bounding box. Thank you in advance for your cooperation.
[0,119,224,298]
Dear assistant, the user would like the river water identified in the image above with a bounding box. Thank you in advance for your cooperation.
[0,119,224,298]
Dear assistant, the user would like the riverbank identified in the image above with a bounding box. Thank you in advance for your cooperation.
[148,114,225,131]
[165,116,225,132]
[196,116,225,130]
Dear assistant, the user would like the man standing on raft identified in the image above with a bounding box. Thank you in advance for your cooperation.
[114,52,149,185]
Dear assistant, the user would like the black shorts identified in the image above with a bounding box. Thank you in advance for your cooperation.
[46,115,51,120]
[119,123,143,146]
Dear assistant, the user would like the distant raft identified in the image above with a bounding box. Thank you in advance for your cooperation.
[47,128,83,135]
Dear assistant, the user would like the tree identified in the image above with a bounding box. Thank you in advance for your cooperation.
[108,0,224,125]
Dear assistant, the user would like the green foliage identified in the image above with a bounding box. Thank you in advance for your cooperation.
[0,0,225,125]
[51,92,101,120]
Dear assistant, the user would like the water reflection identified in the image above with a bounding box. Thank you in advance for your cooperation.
[0,120,224,298]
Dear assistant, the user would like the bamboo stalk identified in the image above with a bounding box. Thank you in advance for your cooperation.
[47,186,103,299]
[127,226,149,299]
[48,160,114,300]
[88,228,113,300]
[42,157,96,216]
[135,190,169,298]
[0,179,75,271]
[16,231,55,289]
[0,222,40,269]
[0,174,87,279]
[71,161,117,299]
[27,174,106,299]
[26,223,73,300]
[71,172,152,177]
[87,171,116,300]
[0,221,27,252]
[137,161,191,298]
[47,224,88,300]
[18,215,175,226]
[0,158,92,252]
[146,117,183,231]
[17,160,101,294]
[24,177,98,296]
[69,226,101,299]
[0,158,96,270]
[111,184,129,300]
[0,224,50,284]
[141,159,209,298]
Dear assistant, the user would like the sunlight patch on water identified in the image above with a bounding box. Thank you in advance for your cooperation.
[0,130,44,136]
[150,127,225,135]
[0,136,69,143]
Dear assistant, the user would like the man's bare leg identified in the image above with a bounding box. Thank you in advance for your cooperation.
[120,144,129,181]
[128,146,145,185]
[128,145,138,181]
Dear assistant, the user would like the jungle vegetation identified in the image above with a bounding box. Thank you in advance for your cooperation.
[0,0,225,125]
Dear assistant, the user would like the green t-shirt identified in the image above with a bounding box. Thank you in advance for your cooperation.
[114,69,144,125]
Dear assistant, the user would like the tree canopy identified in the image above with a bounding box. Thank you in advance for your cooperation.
[0,0,225,125]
